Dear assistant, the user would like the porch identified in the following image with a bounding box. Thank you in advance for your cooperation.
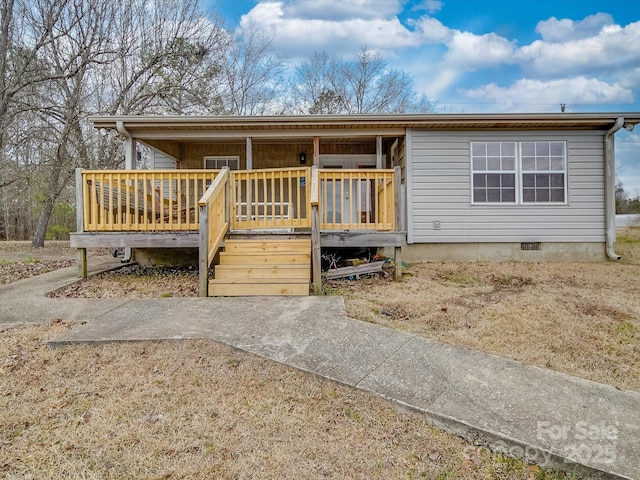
[71,167,405,296]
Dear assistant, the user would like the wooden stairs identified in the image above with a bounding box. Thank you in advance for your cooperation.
[208,237,311,296]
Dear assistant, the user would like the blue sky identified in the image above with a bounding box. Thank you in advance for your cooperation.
[213,0,640,194]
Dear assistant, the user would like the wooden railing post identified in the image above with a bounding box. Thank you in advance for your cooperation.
[75,168,87,279]
[393,165,402,280]
[310,166,322,294]
[198,203,209,297]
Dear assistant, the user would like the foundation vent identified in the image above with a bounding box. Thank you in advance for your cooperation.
[521,242,541,251]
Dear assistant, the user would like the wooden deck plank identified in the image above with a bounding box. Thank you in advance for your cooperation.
[208,282,309,296]
[215,265,310,280]
[218,252,310,265]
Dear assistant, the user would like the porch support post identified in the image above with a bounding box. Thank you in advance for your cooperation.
[313,136,320,166]
[245,137,252,170]
[246,137,253,219]
[310,166,322,294]
[198,204,209,297]
[376,135,383,169]
[75,168,87,279]
[393,165,402,280]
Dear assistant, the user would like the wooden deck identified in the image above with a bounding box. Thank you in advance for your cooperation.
[73,166,404,295]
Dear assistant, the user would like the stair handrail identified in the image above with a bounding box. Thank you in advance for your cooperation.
[198,167,230,297]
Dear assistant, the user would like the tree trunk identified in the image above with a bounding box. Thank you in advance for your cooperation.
[32,196,55,248]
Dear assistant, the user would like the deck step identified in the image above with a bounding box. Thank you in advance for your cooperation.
[219,252,310,265]
[223,239,311,253]
[208,282,309,296]
[209,237,311,297]
[214,265,310,280]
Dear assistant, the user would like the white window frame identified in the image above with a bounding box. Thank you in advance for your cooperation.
[520,141,568,204]
[470,142,518,205]
[204,156,239,170]
[470,141,568,205]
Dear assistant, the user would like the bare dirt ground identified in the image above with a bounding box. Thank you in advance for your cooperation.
[0,322,571,479]
[0,241,108,286]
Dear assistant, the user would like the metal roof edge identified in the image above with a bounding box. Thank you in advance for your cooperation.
[89,112,640,130]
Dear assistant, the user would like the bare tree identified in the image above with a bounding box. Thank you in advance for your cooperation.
[215,22,287,115]
[286,47,436,114]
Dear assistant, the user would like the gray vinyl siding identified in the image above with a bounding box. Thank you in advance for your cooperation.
[409,129,606,243]
[151,149,176,169]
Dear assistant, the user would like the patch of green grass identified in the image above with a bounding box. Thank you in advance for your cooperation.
[618,321,637,344]
[0,258,13,265]
[24,255,40,264]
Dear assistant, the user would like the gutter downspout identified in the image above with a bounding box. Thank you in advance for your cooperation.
[116,121,134,263]
[604,117,624,260]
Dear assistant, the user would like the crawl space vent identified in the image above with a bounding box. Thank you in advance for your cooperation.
[520,242,541,251]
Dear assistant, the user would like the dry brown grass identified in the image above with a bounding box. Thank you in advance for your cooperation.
[333,228,640,393]
[0,323,571,480]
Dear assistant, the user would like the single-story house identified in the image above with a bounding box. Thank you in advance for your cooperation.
[71,113,640,296]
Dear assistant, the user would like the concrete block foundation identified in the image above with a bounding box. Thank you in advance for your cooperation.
[400,242,607,263]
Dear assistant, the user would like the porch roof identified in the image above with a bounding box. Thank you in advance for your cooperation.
[91,113,640,141]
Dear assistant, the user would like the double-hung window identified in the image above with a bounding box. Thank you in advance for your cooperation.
[471,141,567,204]
[472,142,516,203]
[521,142,566,203]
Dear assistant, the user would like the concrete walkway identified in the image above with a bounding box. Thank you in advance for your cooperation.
[1,261,638,480]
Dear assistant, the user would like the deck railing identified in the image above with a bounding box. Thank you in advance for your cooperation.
[198,167,230,296]
[79,169,219,232]
[318,169,395,231]
[230,167,311,230]
[77,167,397,233]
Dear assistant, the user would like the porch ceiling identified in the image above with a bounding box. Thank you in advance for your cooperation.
[91,113,640,141]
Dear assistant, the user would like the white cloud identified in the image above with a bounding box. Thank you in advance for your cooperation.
[445,31,515,68]
[516,20,640,77]
[535,12,614,42]
[413,15,451,43]
[413,0,444,14]
[462,77,634,112]
[283,0,404,20]
[239,1,422,57]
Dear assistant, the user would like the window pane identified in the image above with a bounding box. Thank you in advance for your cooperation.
[487,189,501,202]
[536,189,550,202]
[536,174,550,187]
[537,142,550,156]
[487,157,501,170]
[522,157,535,170]
[502,143,515,156]
[536,157,550,170]
[522,174,535,187]
[501,174,515,188]
[473,158,486,170]
[487,143,501,156]
[487,174,501,187]
[551,157,564,170]
[523,189,535,202]
[551,189,565,202]
[550,173,564,187]
[473,174,486,187]
[503,188,515,202]
[550,142,564,156]
[472,143,486,156]
[522,142,535,156]
[502,157,515,170]
[473,189,486,202]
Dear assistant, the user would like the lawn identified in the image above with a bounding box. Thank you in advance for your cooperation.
[0,323,569,479]
[331,227,640,393]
